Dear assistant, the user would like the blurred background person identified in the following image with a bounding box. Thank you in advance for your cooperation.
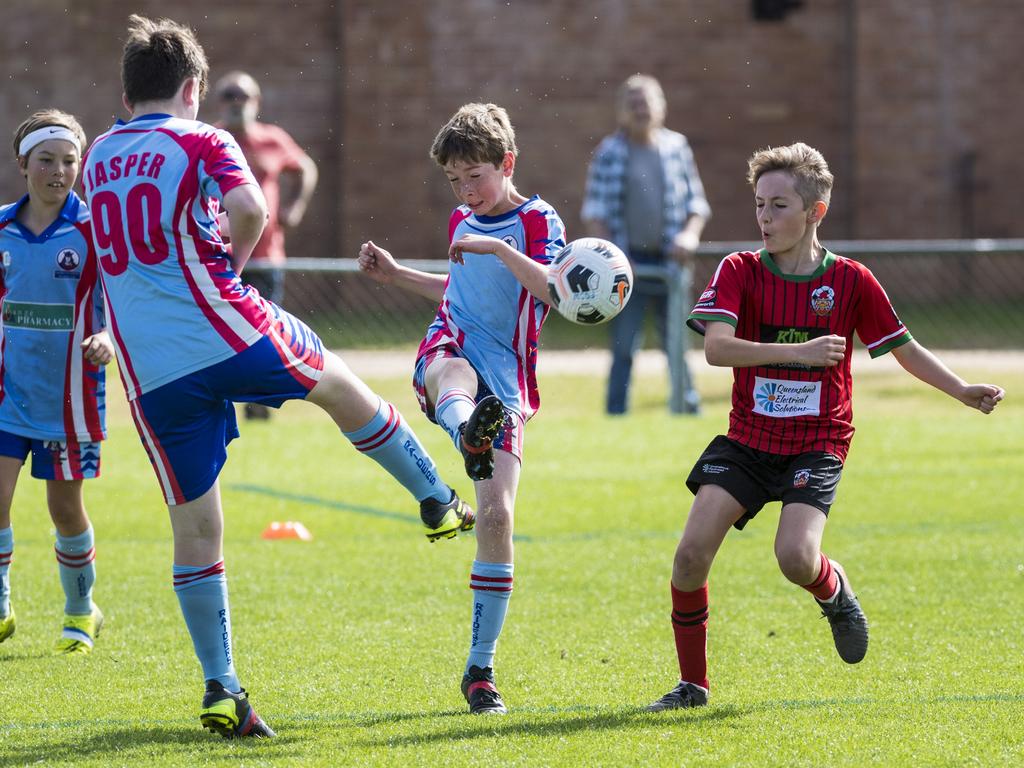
[215,71,319,420]
[582,74,710,415]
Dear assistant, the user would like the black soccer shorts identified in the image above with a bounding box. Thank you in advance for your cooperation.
[685,434,844,530]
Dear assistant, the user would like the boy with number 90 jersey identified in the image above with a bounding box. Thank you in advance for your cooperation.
[83,15,472,739]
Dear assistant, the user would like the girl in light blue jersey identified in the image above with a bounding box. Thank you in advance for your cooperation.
[0,110,114,655]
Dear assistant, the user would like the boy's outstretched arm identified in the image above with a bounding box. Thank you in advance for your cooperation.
[891,340,1004,414]
[357,240,447,302]
[449,234,550,303]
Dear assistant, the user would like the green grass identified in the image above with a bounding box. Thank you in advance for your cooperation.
[0,361,1021,766]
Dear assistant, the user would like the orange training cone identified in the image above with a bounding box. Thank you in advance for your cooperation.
[261,521,313,541]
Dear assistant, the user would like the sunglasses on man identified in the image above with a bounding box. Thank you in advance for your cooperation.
[219,89,253,102]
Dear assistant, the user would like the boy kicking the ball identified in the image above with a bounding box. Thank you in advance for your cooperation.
[358,103,566,714]
[83,16,472,737]
[647,142,1004,711]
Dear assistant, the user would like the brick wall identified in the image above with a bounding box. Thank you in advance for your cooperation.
[1,0,1019,265]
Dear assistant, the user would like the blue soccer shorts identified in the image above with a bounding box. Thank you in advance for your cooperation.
[413,343,524,461]
[130,309,325,505]
[0,429,101,481]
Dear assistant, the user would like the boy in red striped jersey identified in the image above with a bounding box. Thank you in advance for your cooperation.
[648,142,1005,711]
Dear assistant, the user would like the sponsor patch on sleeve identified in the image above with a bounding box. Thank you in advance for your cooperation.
[694,287,717,309]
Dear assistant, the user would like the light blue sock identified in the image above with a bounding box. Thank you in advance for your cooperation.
[0,526,12,617]
[466,560,514,672]
[344,397,451,503]
[435,388,476,450]
[173,562,240,692]
[54,527,96,615]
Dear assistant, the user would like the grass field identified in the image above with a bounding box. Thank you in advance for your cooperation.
[0,356,1021,767]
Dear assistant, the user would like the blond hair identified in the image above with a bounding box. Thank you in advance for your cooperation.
[747,142,833,208]
[429,103,517,167]
[12,109,86,159]
[617,73,666,125]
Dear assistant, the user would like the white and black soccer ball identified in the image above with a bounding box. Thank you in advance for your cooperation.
[546,238,633,325]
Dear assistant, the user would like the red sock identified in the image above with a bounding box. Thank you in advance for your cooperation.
[670,582,709,691]
[802,552,839,601]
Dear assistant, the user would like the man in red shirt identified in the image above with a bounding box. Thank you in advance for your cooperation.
[215,71,318,419]
[647,142,1005,711]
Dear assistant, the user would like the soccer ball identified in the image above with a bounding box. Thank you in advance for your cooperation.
[546,238,633,325]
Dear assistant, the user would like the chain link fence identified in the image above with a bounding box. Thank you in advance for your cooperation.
[262,239,1024,353]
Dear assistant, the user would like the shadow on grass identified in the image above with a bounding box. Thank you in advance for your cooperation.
[0,649,51,661]
[352,705,741,747]
[0,724,300,764]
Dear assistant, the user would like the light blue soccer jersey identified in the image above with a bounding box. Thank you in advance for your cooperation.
[83,114,266,400]
[0,192,106,441]
[417,196,566,419]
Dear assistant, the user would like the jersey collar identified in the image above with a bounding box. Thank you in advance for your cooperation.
[1,192,82,240]
[759,247,835,282]
[473,194,538,224]
[116,113,173,126]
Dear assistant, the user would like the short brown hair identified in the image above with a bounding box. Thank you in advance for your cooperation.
[429,103,517,167]
[747,142,833,208]
[12,109,86,159]
[121,14,209,107]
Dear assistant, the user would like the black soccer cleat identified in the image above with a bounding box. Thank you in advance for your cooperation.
[419,491,476,542]
[459,396,506,481]
[200,680,276,739]
[461,665,508,715]
[816,560,869,664]
[646,681,709,712]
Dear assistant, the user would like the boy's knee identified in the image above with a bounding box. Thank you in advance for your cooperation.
[49,506,88,534]
[774,542,819,585]
[672,541,712,589]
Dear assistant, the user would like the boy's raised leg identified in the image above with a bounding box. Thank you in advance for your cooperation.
[309,353,473,540]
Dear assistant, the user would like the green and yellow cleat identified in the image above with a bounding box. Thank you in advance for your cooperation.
[420,491,476,542]
[53,604,103,655]
[200,680,276,739]
[0,604,15,643]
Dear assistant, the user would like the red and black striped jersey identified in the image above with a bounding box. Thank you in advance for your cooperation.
[687,248,912,460]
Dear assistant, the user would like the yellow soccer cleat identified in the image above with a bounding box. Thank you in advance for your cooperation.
[200,681,276,738]
[0,604,15,643]
[54,604,103,655]
[420,492,476,542]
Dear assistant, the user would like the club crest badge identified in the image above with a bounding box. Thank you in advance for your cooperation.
[810,285,835,317]
[793,469,811,488]
[56,248,81,271]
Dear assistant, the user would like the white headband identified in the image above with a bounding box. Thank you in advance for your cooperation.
[18,126,81,157]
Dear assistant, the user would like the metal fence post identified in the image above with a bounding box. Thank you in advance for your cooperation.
[666,261,700,414]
